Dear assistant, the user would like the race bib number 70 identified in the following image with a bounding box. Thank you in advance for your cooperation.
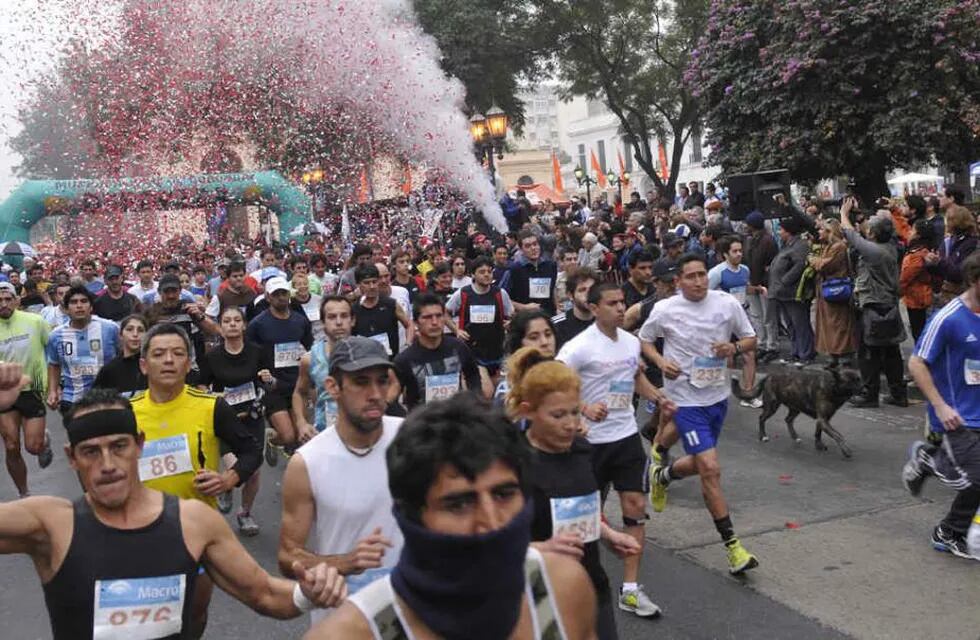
[93,574,185,640]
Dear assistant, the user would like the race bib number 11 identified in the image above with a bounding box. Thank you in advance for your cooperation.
[93,574,185,640]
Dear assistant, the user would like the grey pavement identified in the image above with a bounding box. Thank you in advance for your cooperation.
[1,382,977,639]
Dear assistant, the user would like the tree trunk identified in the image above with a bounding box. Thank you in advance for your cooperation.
[852,161,889,211]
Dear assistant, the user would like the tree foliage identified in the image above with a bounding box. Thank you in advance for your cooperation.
[545,0,709,195]
[688,0,980,202]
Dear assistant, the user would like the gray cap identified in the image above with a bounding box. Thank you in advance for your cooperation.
[329,336,395,375]
[0,281,16,294]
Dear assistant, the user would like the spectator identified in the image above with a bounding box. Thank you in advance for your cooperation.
[578,232,607,271]
[742,212,779,362]
[900,218,940,342]
[768,217,814,366]
[808,219,857,368]
[936,205,978,305]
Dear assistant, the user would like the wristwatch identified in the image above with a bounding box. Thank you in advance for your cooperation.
[732,341,742,356]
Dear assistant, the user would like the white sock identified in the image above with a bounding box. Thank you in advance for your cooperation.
[622,582,638,593]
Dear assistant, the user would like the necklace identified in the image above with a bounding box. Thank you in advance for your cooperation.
[341,439,375,457]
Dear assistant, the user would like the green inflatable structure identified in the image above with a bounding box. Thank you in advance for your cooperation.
[0,170,311,243]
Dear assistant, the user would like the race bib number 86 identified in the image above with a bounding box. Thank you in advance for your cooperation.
[138,435,194,482]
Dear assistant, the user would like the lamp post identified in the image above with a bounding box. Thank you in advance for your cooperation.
[301,168,325,223]
[606,170,630,201]
[470,104,509,186]
[573,166,598,206]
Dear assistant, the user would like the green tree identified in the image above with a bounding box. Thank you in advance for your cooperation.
[688,0,980,205]
[545,0,709,196]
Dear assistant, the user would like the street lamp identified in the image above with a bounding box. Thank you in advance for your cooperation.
[574,166,598,206]
[470,104,509,186]
[606,170,630,200]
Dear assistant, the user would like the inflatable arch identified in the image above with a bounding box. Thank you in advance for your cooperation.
[0,171,311,244]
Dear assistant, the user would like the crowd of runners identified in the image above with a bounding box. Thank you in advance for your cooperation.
[0,185,978,639]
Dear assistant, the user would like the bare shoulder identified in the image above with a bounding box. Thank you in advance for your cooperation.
[179,498,226,543]
[304,601,374,639]
[541,552,597,640]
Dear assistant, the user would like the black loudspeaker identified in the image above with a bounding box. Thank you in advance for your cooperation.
[726,169,792,220]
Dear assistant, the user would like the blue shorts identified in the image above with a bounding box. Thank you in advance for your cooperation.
[675,400,728,455]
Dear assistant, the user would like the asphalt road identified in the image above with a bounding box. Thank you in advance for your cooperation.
[1,376,977,639]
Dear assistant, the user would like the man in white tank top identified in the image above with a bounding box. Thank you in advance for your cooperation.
[307,393,597,640]
[277,336,404,627]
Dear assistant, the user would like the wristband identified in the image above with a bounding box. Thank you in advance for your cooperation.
[292,583,314,613]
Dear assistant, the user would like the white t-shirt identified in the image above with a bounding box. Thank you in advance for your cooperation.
[129,281,158,301]
[638,289,755,407]
[451,276,473,291]
[557,323,641,445]
[297,293,324,342]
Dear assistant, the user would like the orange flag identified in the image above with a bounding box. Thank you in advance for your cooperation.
[658,143,669,181]
[402,163,412,195]
[357,167,370,204]
[552,151,565,194]
[590,150,607,188]
[617,149,626,178]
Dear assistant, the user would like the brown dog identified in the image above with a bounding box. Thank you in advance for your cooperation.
[731,367,863,458]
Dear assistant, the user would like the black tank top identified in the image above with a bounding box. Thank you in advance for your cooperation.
[353,296,400,356]
[458,285,505,362]
[43,494,199,640]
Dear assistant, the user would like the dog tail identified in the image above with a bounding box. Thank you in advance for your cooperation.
[731,375,765,401]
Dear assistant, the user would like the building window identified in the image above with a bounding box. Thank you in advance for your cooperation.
[689,129,703,164]
[578,144,586,171]
[622,138,633,172]
[597,140,607,172]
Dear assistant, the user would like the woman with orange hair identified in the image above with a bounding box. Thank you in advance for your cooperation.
[508,346,644,639]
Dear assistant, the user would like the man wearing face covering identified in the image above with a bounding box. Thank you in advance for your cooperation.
[308,392,597,639]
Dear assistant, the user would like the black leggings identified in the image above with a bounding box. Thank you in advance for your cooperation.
[907,307,929,344]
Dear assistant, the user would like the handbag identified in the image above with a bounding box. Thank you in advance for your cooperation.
[821,277,853,303]
[862,304,905,344]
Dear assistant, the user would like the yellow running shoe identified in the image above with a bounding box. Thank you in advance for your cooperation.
[726,538,759,575]
[649,465,668,513]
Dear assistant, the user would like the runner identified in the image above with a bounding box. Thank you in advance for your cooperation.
[40,282,71,328]
[557,281,675,618]
[200,306,274,535]
[293,296,354,435]
[392,292,483,410]
[45,285,119,419]
[291,272,324,341]
[352,264,412,357]
[245,276,315,448]
[500,230,559,315]
[279,336,405,628]
[92,314,148,396]
[390,248,422,302]
[707,235,762,409]
[639,253,760,574]
[902,251,980,560]
[205,261,257,319]
[509,346,643,639]
[552,267,596,351]
[0,389,345,640]
[0,282,53,498]
[131,322,264,633]
[374,262,413,354]
[129,258,159,301]
[446,255,513,388]
[92,264,140,322]
[144,273,218,384]
[310,392,597,639]
[621,250,655,309]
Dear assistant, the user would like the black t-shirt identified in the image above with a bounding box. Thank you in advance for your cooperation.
[93,353,146,396]
[525,436,610,603]
[93,291,140,322]
[393,336,482,410]
[20,293,46,313]
[244,309,313,391]
[621,280,650,310]
[553,311,594,351]
[200,342,272,412]
[353,296,400,356]
[393,275,421,303]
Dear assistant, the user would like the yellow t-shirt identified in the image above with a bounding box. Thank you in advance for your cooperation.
[131,386,222,509]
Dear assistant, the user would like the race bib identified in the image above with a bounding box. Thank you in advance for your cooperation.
[425,372,459,403]
[605,380,634,410]
[690,356,726,389]
[345,567,392,596]
[138,435,194,482]
[68,356,100,378]
[274,342,305,368]
[965,359,980,385]
[93,574,185,640]
[730,286,747,306]
[304,306,319,322]
[223,381,257,406]
[529,277,551,299]
[470,305,495,324]
[550,492,601,543]
[368,333,392,356]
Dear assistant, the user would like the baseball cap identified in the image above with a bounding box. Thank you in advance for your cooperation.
[663,232,685,247]
[671,224,692,239]
[0,281,16,294]
[264,276,290,295]
[163,260,181,271]
[745,211,765,230]
[159,273,182,291]
[105,265,124,278]
[653,260,678,281]
[329,336,395,375]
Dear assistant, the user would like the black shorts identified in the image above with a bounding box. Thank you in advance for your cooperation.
[590,432,649,494]
[263,388,292,416]
[0,391,46,419]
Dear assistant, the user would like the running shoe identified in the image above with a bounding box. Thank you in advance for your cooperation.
[649,466,669,513]
[739,397,764,409]
[264,428,279,467]
[237,512,260,537]
[725,538,759,575]
[217,491,233,514]
[37,430,53,469]
[931,525,977,560]
[901,440,929,497]
[618,585,662,618]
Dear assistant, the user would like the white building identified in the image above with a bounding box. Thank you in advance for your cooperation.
[512,85,562,152]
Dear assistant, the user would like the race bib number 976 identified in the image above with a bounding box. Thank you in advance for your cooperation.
[274,342,305,369]
[93,574,185,640]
